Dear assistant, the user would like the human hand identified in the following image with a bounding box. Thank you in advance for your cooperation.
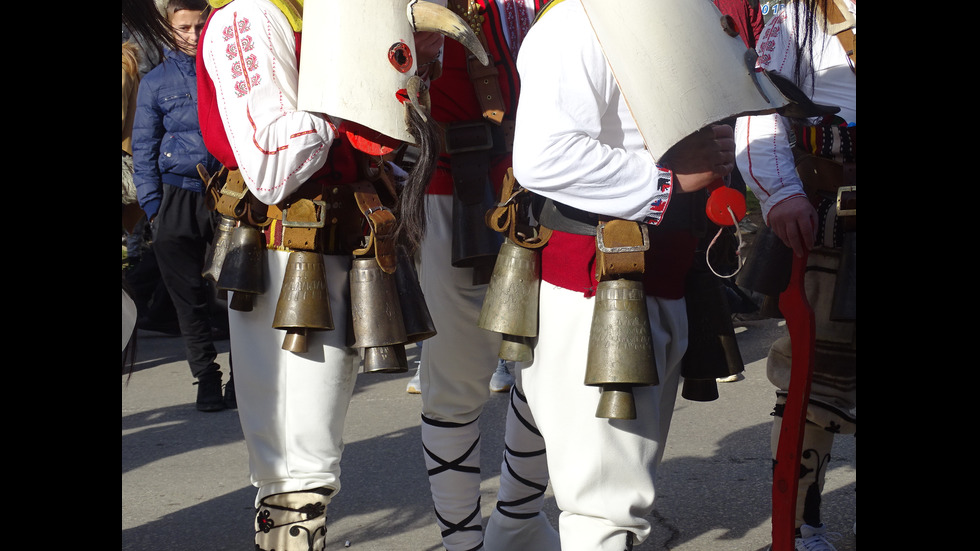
[766,196,817,257]
[661,124,735,192]
[413,31,444,68]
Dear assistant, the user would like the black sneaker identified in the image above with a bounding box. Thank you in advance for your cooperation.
[196,371,226,412]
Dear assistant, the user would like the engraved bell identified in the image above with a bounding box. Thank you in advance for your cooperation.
[478,238,540,361]
[216,224,265,312]
[202,215,237,284]
[349,257,407,349]
[272,251,334,353]
[362,344,408,373]
[584,279,659,420]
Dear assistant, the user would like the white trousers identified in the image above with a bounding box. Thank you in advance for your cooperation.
[419,194,561,551]
[419,194,501,423]
[229,249,359,507]
[520,281,687,550]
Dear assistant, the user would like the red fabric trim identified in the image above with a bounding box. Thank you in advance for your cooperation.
[541,229,696,299]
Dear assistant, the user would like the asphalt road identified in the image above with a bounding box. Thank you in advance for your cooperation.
[122,314,856,551]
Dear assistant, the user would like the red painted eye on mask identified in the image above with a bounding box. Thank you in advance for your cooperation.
[388,42,413,73]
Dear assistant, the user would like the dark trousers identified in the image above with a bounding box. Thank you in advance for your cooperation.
[152,184,223,379]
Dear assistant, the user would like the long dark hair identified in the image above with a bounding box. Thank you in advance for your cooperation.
[791,0,829,92]
[122,0,180,53]
[393,104,441,253]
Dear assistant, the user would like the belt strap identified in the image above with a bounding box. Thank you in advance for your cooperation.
[350,180,397,274]
[595,220,649,281]
[450,0,507,124]
[538,198,599,236]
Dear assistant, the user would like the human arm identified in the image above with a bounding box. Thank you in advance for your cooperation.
[199,1,337,206]
[512,2,732,223]
[131,73,164,221]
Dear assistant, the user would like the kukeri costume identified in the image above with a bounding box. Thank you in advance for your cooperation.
[506,0,792,548]
[196,1,485,549]
[734,0,855,544]
[418,2,559,551]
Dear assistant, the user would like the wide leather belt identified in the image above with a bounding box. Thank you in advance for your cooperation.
[538,198,600,236]
[441,119,515,157]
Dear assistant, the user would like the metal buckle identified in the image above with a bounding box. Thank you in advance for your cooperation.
[836,186,856,216]
[444,121,494,154]
[281,200,327,228]
[596,222,650,253]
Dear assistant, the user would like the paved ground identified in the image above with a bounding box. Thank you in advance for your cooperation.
[122,307,855,551]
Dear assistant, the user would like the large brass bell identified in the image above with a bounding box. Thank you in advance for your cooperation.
[478,238,540,362]
[202,215,237,301]
[584,278,659,420]
[272,251,335,353]
[216,224,266,312]
[393,247,437,343]
[349,257,408,373]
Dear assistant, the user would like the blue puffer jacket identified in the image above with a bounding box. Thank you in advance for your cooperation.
[133,48,220,221]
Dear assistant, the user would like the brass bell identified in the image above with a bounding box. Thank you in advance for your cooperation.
[393,248,437,343]
[349,257,407,349]
[478,238,540,361]
[584,279,659,420]
[498,334,533,363]
[272,251,335,353]
[216,224,266,312]
[362,344,408,373]
[202,215,237,284]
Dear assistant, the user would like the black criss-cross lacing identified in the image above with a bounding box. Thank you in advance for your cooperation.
[495,387,548,520]
[421,415,483,543]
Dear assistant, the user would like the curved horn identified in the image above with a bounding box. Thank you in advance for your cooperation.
[408,0,489,66]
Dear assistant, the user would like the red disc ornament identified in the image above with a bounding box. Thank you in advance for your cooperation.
[705,186,747,226]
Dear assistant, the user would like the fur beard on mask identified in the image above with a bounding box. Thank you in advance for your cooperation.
[394,105,441,254]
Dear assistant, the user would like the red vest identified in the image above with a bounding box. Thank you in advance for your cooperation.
[427,0,548,195]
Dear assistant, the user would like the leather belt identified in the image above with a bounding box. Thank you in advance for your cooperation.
[441,119,515,157]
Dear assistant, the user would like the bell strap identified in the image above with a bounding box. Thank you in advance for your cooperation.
[485,167,551,248]
[201,166,272,227]
[350,180,397,274]
[450,0,507,124]
[594,219,649,282]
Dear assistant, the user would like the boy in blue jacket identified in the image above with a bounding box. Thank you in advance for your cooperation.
[133,0,230,412]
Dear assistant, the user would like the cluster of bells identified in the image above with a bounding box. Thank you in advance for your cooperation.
[201,175,748,419]
[201,214,435,373]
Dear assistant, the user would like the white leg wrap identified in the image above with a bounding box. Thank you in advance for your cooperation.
[254,489,332,551]
[485,386,560,551]
[421,415,484,551]
[771,414,835,530]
